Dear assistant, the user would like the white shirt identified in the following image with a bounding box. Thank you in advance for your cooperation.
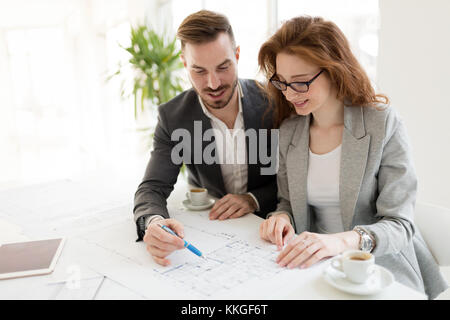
[307,144,344,234]
[198,82,248,195]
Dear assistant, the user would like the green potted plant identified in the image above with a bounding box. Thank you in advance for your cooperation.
[109,24,187,173]
[110,24,185,136]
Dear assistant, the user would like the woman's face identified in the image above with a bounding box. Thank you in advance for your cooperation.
[275,52,336,116]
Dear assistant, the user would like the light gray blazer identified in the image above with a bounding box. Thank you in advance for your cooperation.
[273,104,448,299]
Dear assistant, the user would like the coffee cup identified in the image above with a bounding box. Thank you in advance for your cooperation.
[331,250,377,284]
[186,188,208,206]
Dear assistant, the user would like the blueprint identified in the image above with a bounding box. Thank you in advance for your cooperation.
[139,206,294,297]
[154,239,286,297]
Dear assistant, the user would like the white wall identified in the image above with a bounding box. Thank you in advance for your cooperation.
[377,0,450,209]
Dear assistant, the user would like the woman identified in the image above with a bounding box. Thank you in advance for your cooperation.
[257,16,447,299]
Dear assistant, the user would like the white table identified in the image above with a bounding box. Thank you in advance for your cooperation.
[0,178,427,300]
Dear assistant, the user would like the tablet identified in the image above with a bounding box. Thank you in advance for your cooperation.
[0,238,65,280]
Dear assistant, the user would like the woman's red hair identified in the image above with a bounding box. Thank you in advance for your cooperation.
[258,16,389,128]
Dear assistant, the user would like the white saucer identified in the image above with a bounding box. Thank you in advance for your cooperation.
[182,198,215,211]
[323,262,394,296]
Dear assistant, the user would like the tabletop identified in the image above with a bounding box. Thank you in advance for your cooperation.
[0,177,427,300]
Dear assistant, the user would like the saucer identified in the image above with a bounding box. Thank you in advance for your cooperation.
[323,263,394,296]
[182,198,215,211]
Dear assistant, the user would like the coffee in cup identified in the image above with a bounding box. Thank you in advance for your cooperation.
[331,250,376,284]
[349,253,372,261]
[186,188,208,206]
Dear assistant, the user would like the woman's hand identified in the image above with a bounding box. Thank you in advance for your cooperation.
[276,231,360,269]
[259,213,295,250]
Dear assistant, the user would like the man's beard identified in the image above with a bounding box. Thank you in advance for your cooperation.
[198,78,238,110]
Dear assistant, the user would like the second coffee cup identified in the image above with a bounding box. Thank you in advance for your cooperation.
[331,250,377,284]
[186,188,208,206]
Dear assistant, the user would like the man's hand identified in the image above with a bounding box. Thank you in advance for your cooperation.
[209,194,257,220]
[143,218,185,266]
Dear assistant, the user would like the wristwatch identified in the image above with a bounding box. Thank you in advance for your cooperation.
[353,226,375,252]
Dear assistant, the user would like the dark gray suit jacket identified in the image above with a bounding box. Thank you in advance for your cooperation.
[134,79,277,240]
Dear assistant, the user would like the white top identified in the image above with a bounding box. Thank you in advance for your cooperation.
[307,144,344,234]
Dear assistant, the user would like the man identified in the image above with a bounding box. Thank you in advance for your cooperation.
[134,10,277,266]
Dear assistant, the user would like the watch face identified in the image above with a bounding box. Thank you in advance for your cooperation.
[361,235,372,252]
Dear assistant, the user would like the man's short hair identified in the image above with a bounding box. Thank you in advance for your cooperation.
[176,10,236,49]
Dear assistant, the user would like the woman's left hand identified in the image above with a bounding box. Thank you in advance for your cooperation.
[276,231,356,269]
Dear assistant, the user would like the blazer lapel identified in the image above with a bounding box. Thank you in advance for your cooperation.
[340,106,371,230]
[287,115,311,232]
[240,80,261,191]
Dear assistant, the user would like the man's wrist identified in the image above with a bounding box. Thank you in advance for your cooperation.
[245,194,258,211]
[245,192,260,212]
[145,215,164,229]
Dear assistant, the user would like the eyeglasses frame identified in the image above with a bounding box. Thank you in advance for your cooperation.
[270,69,324,93]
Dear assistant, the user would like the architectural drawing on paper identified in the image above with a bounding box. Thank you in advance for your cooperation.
[154,240,285,297]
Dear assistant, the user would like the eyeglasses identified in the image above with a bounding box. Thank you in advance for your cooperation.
[270,70,323,93]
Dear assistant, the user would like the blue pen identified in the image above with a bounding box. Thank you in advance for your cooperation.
[159,224,206,259]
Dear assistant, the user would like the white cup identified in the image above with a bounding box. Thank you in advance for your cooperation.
[186,188,208,206]
[331,250,377,284]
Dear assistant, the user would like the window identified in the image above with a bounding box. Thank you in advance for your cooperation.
[0,0,380,186]
[278,0,379,82]
[4,27,79,182]
[170,0,378,82]
[170,0,269,80]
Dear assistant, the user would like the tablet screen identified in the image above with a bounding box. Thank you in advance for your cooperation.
[0,238,64,278]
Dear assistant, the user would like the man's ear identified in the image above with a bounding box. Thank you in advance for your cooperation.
[235,46,240,62]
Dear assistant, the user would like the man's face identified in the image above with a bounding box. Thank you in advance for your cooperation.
[181,32,240,110]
